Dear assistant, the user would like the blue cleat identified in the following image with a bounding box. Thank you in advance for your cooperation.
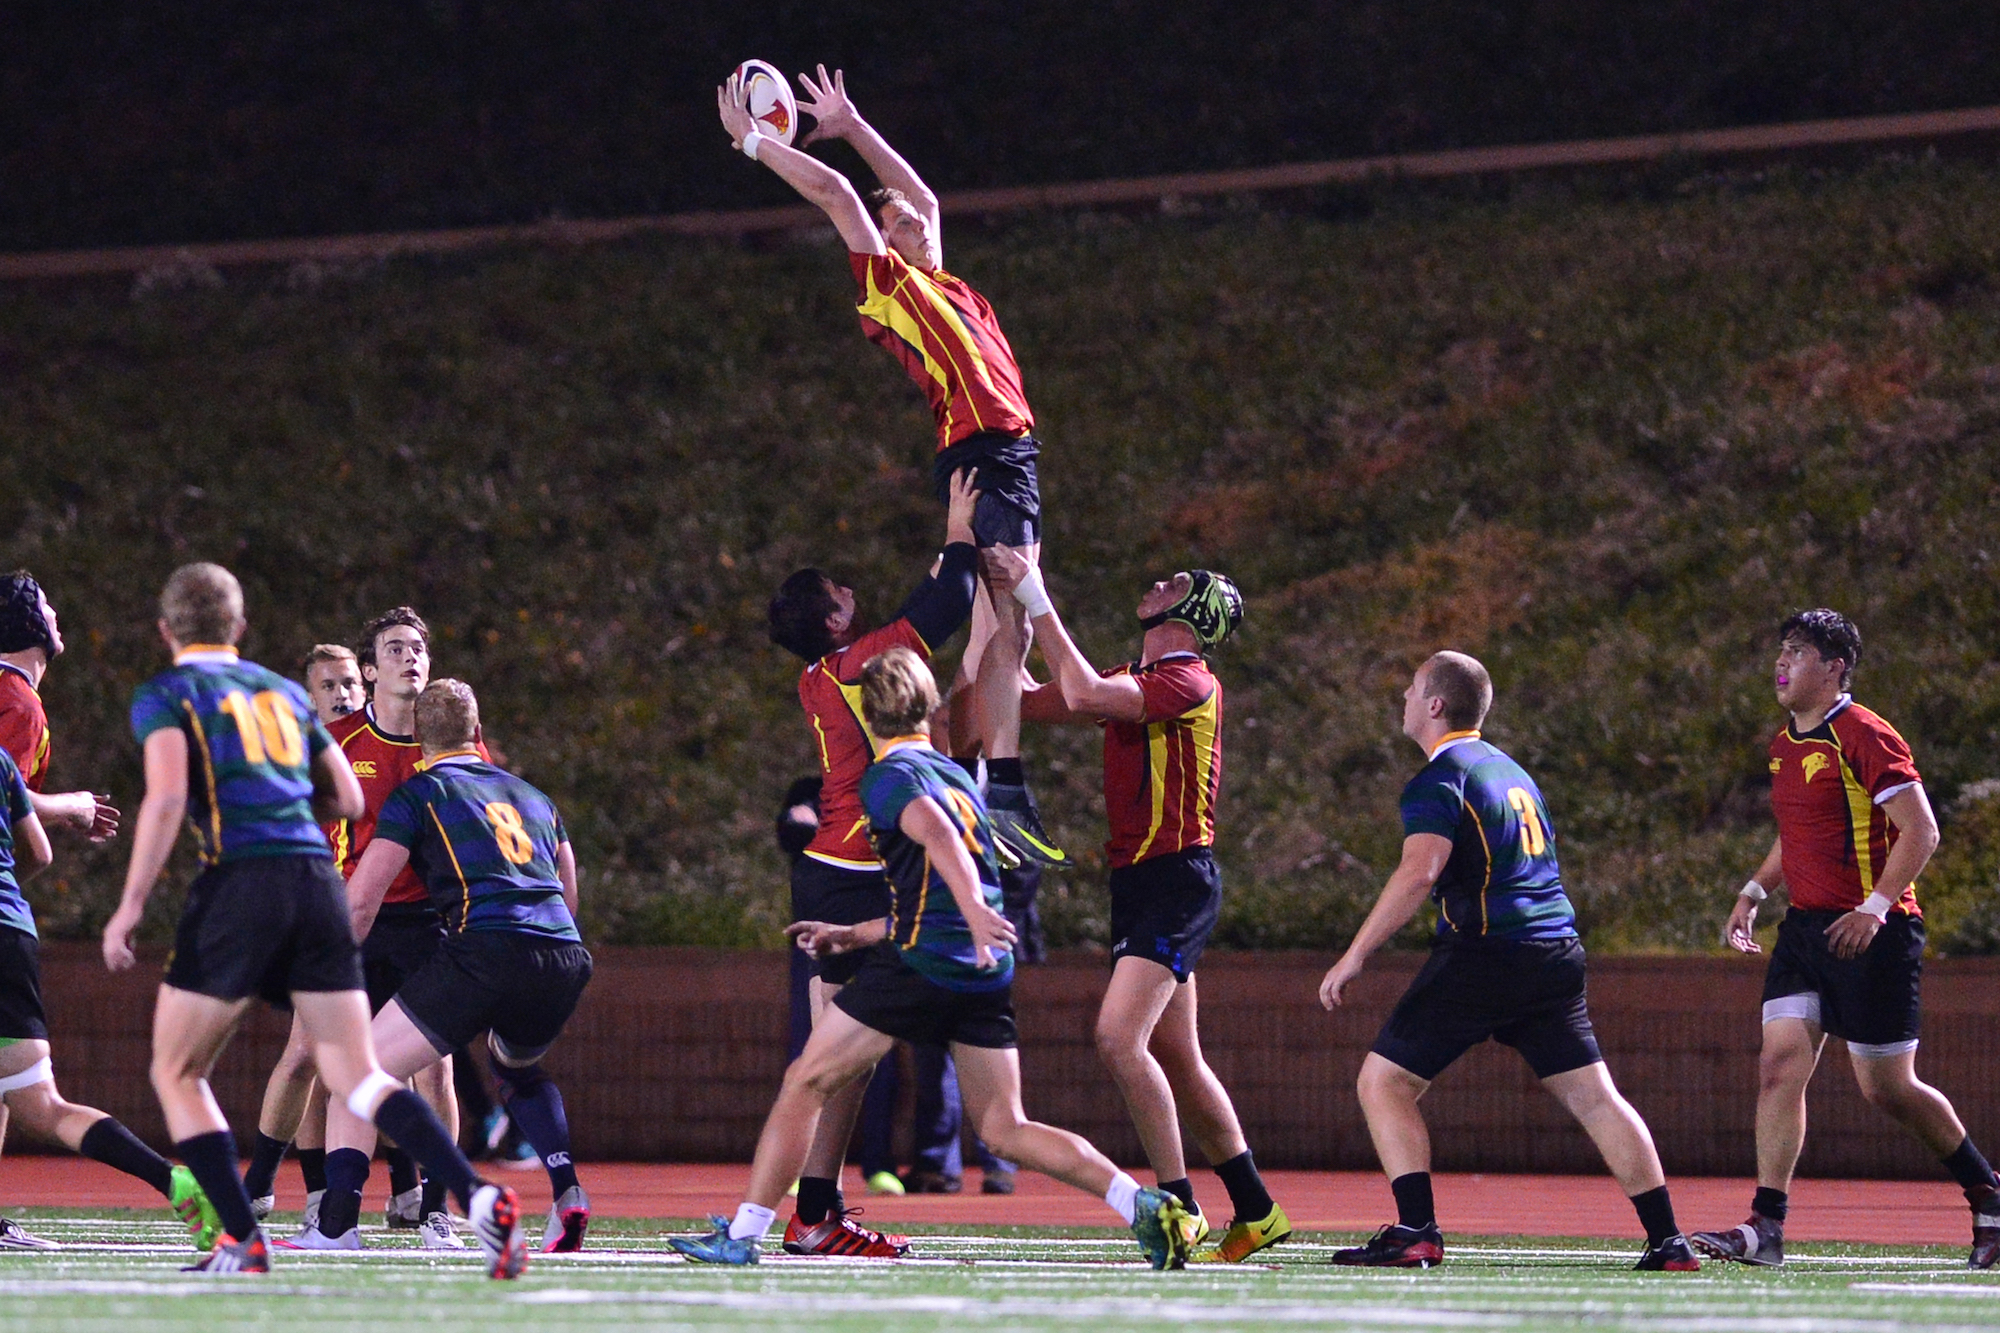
[668,1215,762,1265]
[1131,1186,1194,1270]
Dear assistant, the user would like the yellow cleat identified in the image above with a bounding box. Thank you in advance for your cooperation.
[1182,1202,1211,1248]
[1192,1202,1293,1263]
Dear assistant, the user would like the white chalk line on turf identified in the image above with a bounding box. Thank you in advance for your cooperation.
[1849,1282,2000,1297]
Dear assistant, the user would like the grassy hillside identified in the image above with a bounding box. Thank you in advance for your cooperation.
[7,157,2000,953]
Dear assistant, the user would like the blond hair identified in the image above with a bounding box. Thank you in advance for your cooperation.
[1422,651,1493,730]
[859,647,938,737]
[301,642,357,674]
[160,563,244,646]
[415,678,480,749]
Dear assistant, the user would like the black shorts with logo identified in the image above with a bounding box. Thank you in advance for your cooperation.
[933,431,1042,548]
[791,856,892,986]
[1762,908,1924,1047]
[164,855,364,1006]
[1109,847,1223,983]
[362,903,447,1013]
[0,926,48,1041]
[832,942,1017,1049]
[1372,935,1603,1081]
[394,930,594,1058]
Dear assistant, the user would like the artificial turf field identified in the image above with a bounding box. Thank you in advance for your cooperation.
[3,1208,1998,1332]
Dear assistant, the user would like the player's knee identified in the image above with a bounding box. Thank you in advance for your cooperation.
[1093,1020,1141,1069]
[492,1060,549,1103]
[1357,1058,1418,1108]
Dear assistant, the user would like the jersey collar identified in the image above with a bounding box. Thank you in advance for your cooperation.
[174,645,240,665]
[416,748,483,771]
[1427,729,1482,760]
[876,734,932,757]
[363,701,416,745]
[0,661,35,693]
[1787,692,1853,738]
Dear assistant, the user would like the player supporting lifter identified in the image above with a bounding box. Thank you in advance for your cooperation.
[997,559,1291,1261]
[1319,652,1697,1271]
[1693,610,2000,1269]
[102,563,525,1276]
[761,470,980,1256]
[330,679,594,1254]
[670,647,1193,1268]
[719,65,1065,868]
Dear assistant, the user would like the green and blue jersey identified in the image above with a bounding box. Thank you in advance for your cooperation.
[372,754,579,941]
[1401,733,1577,942]
[129,649,335,865]
[0,749,37,937]
[861,737,1011,993]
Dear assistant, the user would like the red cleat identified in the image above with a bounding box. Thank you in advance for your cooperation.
[781,1209,911,1258]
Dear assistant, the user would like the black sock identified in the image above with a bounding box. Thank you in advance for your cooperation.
[1390,1171,1435,1231]
[296,1146,328,1195]
[1212,1150,1274,1222]
[420,1173,449,1219]
[1944,1138,2000,1201]
[987,757,1025,786]
[176,1130,257,1242]
[1157,1176,1197,1211]
[242,1131,290,1200]
[952,755,980,778]
[319,1147,369,1237]
[796,1176,841,1226]
[1629,1185,1679,1246]
[385,1145,420,1197]
[372,1087,478,1211]
[79,1117,174,1198]
[1751,1185,1789,1224]
[495,1063,580,1199]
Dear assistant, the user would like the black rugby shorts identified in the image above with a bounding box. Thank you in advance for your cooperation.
[164,855,364,1006]
[1371,935,1602,1081]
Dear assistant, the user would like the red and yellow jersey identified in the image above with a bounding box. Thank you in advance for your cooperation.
[326,706,489,906]
[799,619,931,870]
[0,666,49,793]
[851,250,1035,452]
[1101,654,1223,869]
[1770,696,1923,916]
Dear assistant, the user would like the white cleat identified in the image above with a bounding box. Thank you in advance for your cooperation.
[541,1185,590,1253]
[249,1193,275,1222]
[385,1186,424,1229]
[0,1217,58,1250]
[469,1183,527,1279]
[420,1211,467,1250]
[296,1188,324,1236]
[272,1225,360,1251]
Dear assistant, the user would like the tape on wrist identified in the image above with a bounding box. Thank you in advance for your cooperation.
[1739,879,1767,902]
[1858,892,1894,922]
[742,130,769,161]
[1014,566,1054,619]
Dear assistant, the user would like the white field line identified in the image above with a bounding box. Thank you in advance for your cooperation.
[1848,1282,2000,1297]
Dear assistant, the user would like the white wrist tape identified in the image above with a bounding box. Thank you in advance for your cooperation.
[346,1068,403,1119]
[1012,564,1053,618]
[1858,892,1894,921]
[742,130,769,161]
[1739,880,1767,902]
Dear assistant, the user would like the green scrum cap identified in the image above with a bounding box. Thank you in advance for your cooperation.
[1138,570,1244,649]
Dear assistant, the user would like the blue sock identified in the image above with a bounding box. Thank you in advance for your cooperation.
[372,1088,479,1211]
[318,1147,370,1237]
[496,1062,579,1198]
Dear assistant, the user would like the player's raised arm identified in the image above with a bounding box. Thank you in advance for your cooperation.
[988,547,1145,721]
[798,66,941,244]
[719,73,885,256]
[1319,833,1453,1010]
[895,469,981,648]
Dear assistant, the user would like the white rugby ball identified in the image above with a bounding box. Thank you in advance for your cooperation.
[734,59,798,146]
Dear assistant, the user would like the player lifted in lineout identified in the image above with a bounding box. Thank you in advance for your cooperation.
[719,65,1066,869]
[670,647,1193,1268]
[330,679,595,1254]
[0,573,216,1251]
[1320,652,1697,1271]
[993,557,1291,1261]
[1693,610,2000,1269]
[103,563,525,1276]
[761,470,980,1256]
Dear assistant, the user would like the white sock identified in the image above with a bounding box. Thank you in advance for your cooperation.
[727,1201,777,1241]
[1105,1172,1141,1226]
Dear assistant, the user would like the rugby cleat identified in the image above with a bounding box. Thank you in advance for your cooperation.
[1131,1185,1194,1270]
[168,1164,222,1251]
[185,1228,269,1274]
[541,1185,591,1253]
[249,1194,275,1222]
[420,1211,468,1250]
[470,1182,528,1279]
[1634,1233,1701,1271]
[782,1207,910,1258]
[1689,1213,1784,1267]
[985,782,1069,869]
[1192,1201,1293,1263]
[864,1169,906,1196]
[1969,1188,2000,1269]
[1332,1221,1445,1268]
[272,1224,359,1250]
[669,1215,761,1265]
[1181,1198,1211,1247]
[980,1168,1017,1196]
[0,1216,58,1250]
[296,1187,324,1236]
[386,1185,424,1229]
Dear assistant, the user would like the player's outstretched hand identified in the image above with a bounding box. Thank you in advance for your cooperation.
[1723,895,1762,954]
[945,468,980,542]
[965,900,1018,970]
[717,73,755,152]
[982,545,1032,601]
[798,65,857,145]
[102,904,141,972]
[1319,953,1363,1010]
[84,792,120,842]
[786,918,885,958]
[1824,909,1882,960]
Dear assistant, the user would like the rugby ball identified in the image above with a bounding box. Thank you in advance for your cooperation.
[733,59,798,146]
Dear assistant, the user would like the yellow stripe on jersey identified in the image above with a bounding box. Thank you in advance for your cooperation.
[1184,690,1220,846]
[1133,723,1172,862]
[835,678,886,759]
[856,266,1002,442]
[1836,751,1878,898]
[427,805,471,931]
[1462,797,1494,935]
[182,701,223,864]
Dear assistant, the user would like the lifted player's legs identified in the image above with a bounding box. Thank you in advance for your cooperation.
[1540,1062,1695,1269]
[976,547,1066,867]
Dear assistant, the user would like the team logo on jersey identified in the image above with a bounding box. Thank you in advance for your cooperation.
[1801,753,1830,784]
[1769,757,1782,774]
[352,760,378,777]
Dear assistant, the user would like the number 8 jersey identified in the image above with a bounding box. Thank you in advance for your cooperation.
[1399,731,1578,943]
[129,646,336,865]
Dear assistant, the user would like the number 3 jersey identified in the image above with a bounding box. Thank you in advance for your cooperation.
[371,754,579,940]
[1400,732,1577,943]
